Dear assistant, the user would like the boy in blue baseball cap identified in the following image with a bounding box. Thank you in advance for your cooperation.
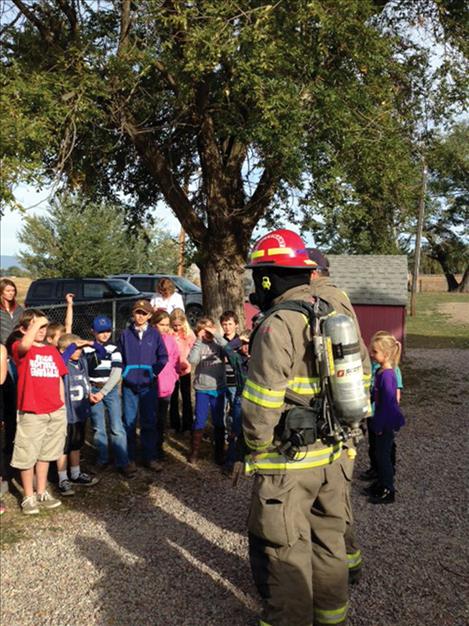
[83,315,135,478]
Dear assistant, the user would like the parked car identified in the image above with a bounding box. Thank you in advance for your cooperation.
[25,277,153,307]
[109,273,204,327]
[24,278,155,337]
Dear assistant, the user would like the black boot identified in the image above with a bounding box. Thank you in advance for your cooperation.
[188,430,203,464]
[213,427,226,465]
[369,487,395,504]
[358,467,378,481]
[362,480,382,497]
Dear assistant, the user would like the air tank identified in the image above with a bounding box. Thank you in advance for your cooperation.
[323,314,369,427]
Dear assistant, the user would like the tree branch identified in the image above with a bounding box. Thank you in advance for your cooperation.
[195,80,231,217]
[11,0,54,43]
[118,0,131,53]
[245,166,278,227]
[122,118,207,245]
[56,0,78,37]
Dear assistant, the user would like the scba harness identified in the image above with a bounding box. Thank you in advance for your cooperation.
[251,299,369,459]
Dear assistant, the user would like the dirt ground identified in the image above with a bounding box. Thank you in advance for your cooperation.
[1,347,468,626]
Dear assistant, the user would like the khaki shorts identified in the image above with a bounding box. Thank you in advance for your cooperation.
[11,407,67,469]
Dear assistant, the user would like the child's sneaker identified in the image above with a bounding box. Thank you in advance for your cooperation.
[59,479,76,496]
[0,500,5,515]
[70,472,99,487]
[37,491,62,509]
[21,495,40,515]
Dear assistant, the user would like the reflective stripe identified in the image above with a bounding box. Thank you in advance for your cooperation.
[245,443,342,474]
[251,249,265,259]
[245,436,273,452]
[288,376,321,395]
[267,247,294,257]
[347,549,362,569]
[314,603,348,624]
[242,380,286,409]
[363,373,371,390]
[259,621,272,626]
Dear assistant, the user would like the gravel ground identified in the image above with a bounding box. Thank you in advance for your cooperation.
[1,348,468,626]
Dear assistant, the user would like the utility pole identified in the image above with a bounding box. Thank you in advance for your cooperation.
[177,228,185,276]
[410,156,428,316]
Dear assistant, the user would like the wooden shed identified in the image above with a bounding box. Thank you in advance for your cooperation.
[327,255,408,349]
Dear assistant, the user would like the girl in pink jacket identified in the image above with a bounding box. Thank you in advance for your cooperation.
[152,310,181,460]
[169,308,195,433]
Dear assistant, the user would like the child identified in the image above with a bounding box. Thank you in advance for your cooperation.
[57,334,98,495]
[223,329,251,474]
[83,316,134,477]
[367,331,405,504]
[187,317,228,465]
[361,331,403,484]
[151,310,181,460]
[219,310,242,428]
[10,309,68,514]
[169,308,195,433]
[119,299,168,472]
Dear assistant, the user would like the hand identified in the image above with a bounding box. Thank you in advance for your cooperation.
[34,316,49,328]
[179,360,190,375]
[65,293,75,304]
[90,392,104,404]
[231,461,244,487]
[76,339,93,347]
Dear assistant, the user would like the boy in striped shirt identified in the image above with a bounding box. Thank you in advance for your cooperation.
[84,316,135,478]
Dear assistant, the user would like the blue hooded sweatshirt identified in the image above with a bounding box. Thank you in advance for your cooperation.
[118,324,168,391]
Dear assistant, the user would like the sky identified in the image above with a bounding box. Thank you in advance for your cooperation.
[0,185,182,258]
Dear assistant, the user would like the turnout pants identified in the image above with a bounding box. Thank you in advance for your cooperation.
[340,446,362,578]
[248,461,348,626]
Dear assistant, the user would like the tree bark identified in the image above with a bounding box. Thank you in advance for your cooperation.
[199,252,247,327]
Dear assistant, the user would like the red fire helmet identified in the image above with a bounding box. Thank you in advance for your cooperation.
[247,229,317,269]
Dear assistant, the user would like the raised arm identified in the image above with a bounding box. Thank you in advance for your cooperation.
[64,293,75,333]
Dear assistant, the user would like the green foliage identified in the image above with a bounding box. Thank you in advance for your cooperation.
[17,195,178,277]
[0,0,467,308]
[422,122,469,276]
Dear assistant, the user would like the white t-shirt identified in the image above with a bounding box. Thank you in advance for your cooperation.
[150,292,185,313]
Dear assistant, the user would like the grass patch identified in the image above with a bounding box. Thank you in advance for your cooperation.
[0,522,27,548]
[406,293,469,349]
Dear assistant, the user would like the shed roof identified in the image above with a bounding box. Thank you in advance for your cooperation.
[327,255,408,306]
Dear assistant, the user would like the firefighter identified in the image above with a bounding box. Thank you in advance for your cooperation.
[242,229,349,626]
[308,248,371,584]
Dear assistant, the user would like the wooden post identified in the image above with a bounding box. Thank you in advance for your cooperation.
[410,156,427,316]
[177,228,185,276]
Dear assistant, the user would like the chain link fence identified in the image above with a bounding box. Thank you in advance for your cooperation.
[40,297,139,341]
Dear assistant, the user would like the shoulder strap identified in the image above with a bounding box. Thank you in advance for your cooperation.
[249,297,333,350]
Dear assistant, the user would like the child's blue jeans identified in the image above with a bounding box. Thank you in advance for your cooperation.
[193,392,225,430]
[90,386,129,468]
[122,384,158,463]
[224,387,242,467]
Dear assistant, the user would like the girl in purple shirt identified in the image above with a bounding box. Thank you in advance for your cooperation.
[368,331,405,504]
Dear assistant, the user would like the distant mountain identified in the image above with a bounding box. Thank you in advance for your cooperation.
[0,255,22,269]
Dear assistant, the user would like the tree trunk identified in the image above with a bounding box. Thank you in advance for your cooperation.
[446,273,460,292]
[457,266,469,292]
[199,252,247,327]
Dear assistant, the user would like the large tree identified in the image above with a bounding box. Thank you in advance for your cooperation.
[1,1,466,318]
